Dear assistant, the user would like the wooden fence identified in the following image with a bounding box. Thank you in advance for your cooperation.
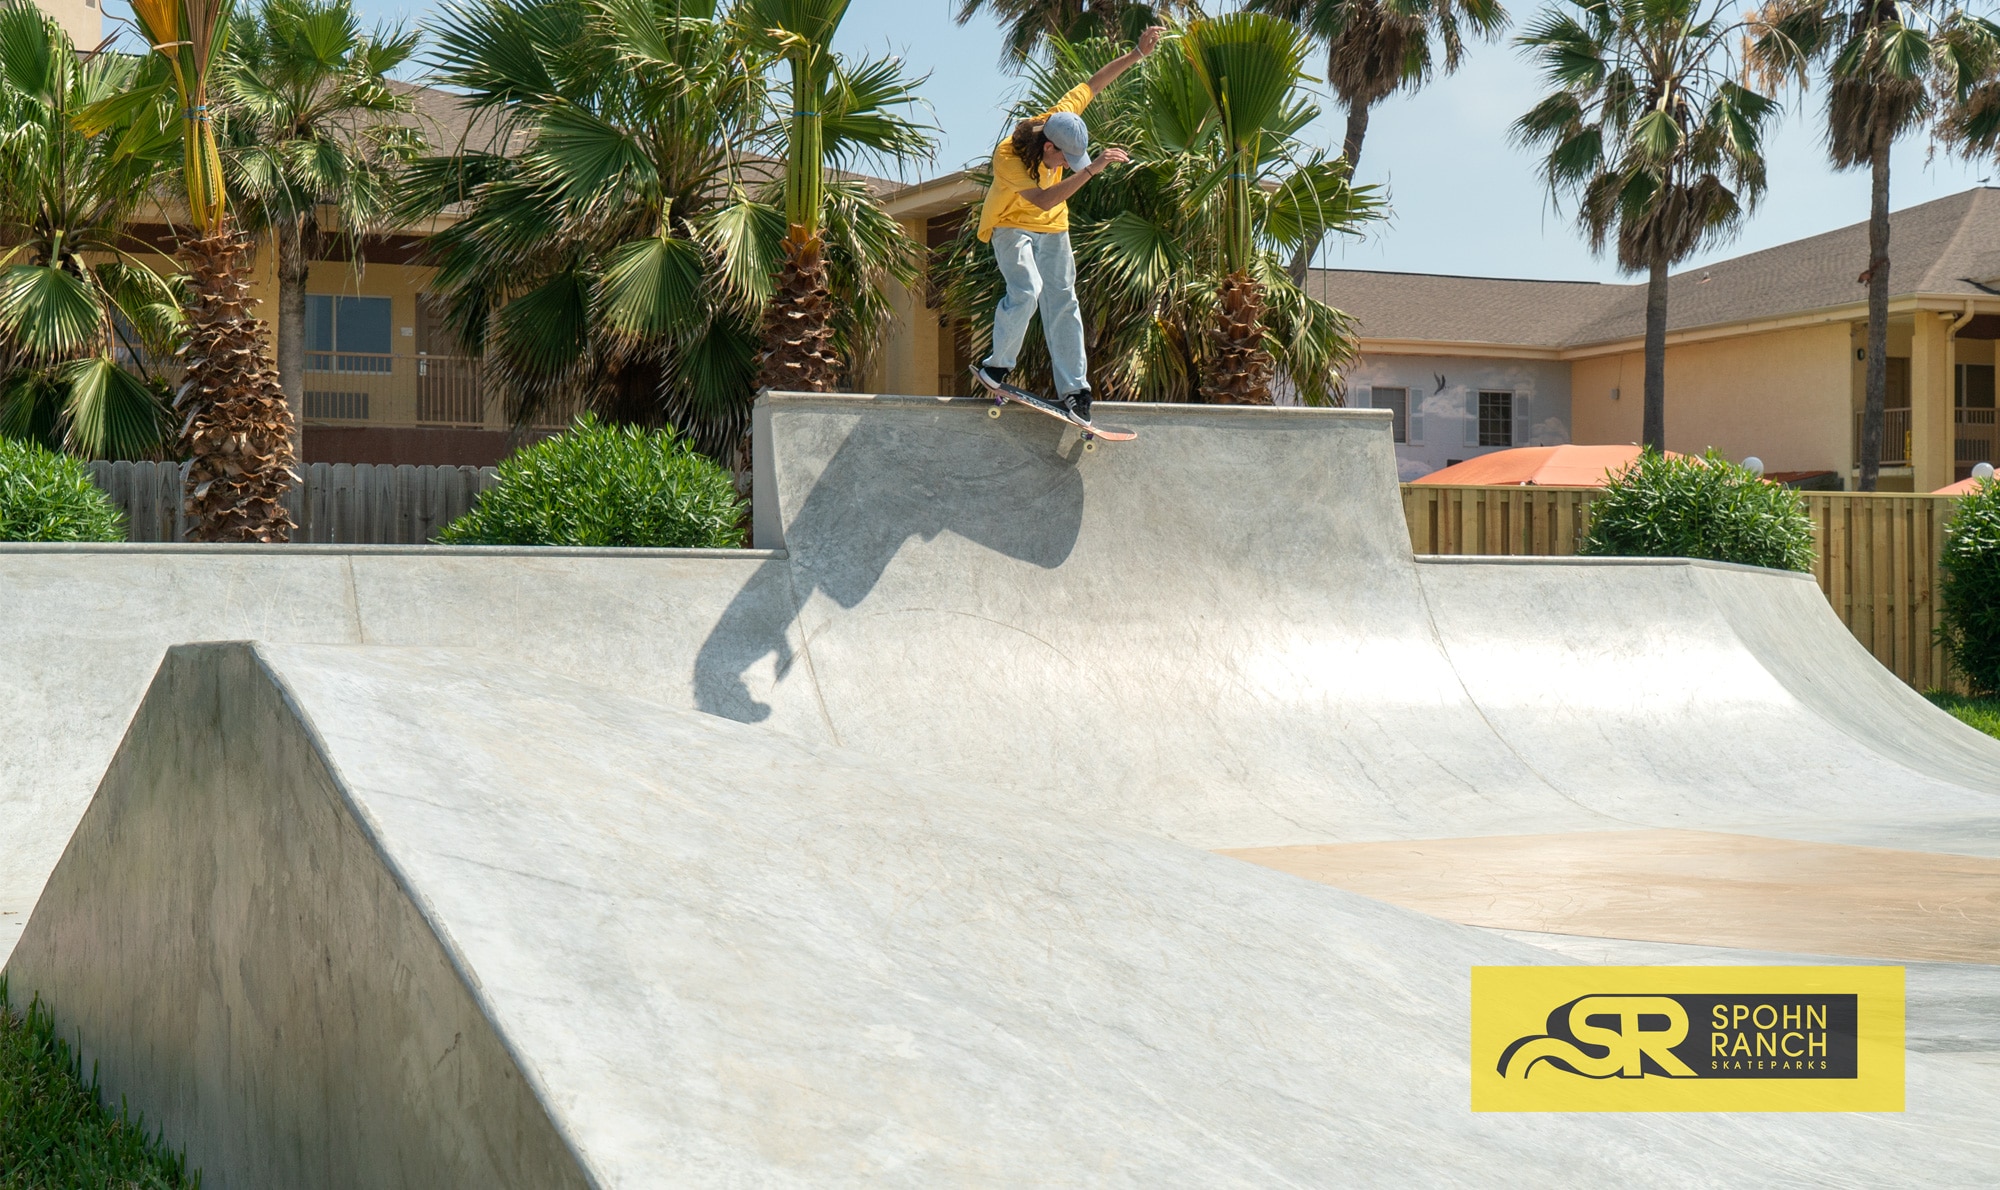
[1402,484,1962,692]
[87,461,498,545]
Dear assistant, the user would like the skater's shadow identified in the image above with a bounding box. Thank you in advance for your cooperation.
[694,413,1085,723]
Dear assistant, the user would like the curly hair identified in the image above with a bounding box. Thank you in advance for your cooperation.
[1010,117,1050,166]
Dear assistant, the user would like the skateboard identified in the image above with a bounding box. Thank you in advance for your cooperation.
[978,374,1137,450]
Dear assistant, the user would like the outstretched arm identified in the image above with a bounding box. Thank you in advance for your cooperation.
[1085,25,1165,95]
[1017,147,1133,210]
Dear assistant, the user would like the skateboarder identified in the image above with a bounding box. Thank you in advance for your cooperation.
[971,24,1166,425]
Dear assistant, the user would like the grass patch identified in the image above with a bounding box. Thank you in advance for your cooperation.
[1925,692,2000,741]
[0,976,198,1188]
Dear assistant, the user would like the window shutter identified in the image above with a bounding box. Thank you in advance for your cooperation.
[1514,397,1529,447]
[1408,403,1423,444]
[1354,386,1372,408]
[1463,391,1479,447]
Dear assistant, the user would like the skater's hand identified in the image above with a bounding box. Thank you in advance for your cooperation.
[1088,147,1130,175]
[1137,26,1165,56]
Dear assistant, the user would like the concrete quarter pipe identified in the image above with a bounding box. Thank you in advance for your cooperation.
[3,393,1998,1185]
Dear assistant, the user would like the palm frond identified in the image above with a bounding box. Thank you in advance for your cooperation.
[55,356,172,459]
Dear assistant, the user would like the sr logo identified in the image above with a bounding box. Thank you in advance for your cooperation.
[1497,995,1697,1079]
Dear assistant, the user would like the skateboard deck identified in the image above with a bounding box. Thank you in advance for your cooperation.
[979,375,1138,445]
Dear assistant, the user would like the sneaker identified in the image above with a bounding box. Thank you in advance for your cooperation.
[1061,388,1093,423]
[973,364,1010,393]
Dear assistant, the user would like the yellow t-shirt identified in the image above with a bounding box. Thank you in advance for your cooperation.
[976,83,1095,242]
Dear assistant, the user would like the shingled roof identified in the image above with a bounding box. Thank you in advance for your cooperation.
[1312,187,2000,350]
[387,81,906,195]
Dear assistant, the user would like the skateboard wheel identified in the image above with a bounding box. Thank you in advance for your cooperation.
[987,406,1001,419]
[1083,438,1098,453]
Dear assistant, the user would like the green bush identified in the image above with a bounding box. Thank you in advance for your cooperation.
[1938,479,2000,693]
[438,415,746,548]
[1580,449,1814,572]
[0,437,126,542]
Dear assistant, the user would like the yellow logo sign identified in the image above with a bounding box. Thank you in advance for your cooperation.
[1472,966,1904,1112]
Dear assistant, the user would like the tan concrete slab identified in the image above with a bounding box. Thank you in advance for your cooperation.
[1220,830,2000,965]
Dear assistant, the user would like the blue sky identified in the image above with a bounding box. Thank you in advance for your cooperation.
[103,0,1997,284]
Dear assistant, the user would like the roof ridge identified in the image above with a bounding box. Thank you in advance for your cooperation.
[1663,186,1983,284]
[1312,266,1612,287]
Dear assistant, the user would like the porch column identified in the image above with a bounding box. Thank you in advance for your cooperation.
[1911,309,1953,492]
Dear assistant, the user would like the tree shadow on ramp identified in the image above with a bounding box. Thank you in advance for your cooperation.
[696,413,1086,723]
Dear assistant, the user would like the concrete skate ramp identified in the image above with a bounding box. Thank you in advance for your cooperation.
[10,641,2000,1187]
[731,395,2000,849]
[7,393,2000,964]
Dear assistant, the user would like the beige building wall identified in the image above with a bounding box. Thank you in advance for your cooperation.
[1570,323,1852,474]
[38,0,99,47]
[872,218,937,395]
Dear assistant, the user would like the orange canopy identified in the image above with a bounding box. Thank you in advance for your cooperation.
[1934,476,1996,495]
[1411,444,1680,487]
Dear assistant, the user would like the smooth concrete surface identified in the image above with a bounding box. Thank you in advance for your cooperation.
[0,544,817,960]
[10,395,2000,961]
[738,395,2000,847]
[6,394,2000,1181]
[1224,830,2000,963]
[12,642,2000,1186]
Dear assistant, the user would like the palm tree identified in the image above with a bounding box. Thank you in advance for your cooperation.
[734,0,934,394]
[1185,11,1329,404]
[125,0,298,540]
[932,27,1383,405]
[1250,0,1507,280]
[1515,0,1777,451]
[1751,0,1999,490]
[955,0,1175,63]
[0,0,180,458]
[405,0,921,460]
[223,0,421,462]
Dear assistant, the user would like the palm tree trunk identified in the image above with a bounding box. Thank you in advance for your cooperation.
[1858,107,1892,493]
[1342,99,1371,167]
[275,212,309,469]
[757,226,840,394]
[1642,246,1669,452]
[1204,270,1276,405]
[1287,96,1373,287]
[180,223,297,542]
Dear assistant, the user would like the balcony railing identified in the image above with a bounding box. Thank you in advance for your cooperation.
[303,353,574,430]
[1958,408,1997,472]
[1851,407,2000,472]
[1853,407,1913,466]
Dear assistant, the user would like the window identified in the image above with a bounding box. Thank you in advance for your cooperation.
[110,312,163,375]
[1372,386,1408,444]
[1957,364,1995,409]
[1478,390,1513,447]
[306,295,392,372]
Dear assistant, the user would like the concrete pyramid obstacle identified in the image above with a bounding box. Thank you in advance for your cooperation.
[4,394,2000,1182]
[10,641,1999,1186]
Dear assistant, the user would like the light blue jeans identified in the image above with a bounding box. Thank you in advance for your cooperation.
[983,227,1089,397]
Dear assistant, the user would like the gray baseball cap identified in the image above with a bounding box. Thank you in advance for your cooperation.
[1042,111,1092,172]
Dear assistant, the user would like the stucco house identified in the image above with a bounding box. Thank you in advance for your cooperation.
[1318,187,2000,489]
[32,0,97,47]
